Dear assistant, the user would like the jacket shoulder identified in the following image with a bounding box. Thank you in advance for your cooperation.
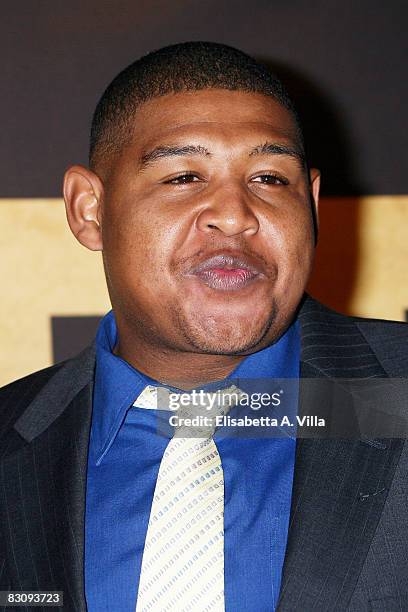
[303,295,407,376]
[304,294,407,331]
[352,315,407,376]
[0,362,66,399]
[0,362,67,439]
[352,313,408,330]
[340,305,408,343]
[0,344,96,451]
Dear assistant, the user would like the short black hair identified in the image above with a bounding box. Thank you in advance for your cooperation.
[89,41,304,170]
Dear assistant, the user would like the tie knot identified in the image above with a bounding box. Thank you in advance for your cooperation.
[133,383,245,437]
[172,384,244,438]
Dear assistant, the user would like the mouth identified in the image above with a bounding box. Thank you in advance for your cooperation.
[186,252,266,291]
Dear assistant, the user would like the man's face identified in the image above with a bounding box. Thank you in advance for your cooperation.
[99,89,319,355]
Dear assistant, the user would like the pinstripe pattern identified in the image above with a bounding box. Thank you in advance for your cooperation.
[276,296,408,611]
[298,298,386,377]
[0,295,407,611]
[0,372,93,612]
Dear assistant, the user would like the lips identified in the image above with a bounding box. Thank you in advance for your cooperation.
[187,253,265,291]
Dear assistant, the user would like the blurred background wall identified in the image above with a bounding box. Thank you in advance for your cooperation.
[1,1,407,385]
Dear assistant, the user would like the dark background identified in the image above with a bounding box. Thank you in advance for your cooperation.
[2,1,407,198]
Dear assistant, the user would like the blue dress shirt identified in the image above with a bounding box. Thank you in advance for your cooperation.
[85,311,300,611]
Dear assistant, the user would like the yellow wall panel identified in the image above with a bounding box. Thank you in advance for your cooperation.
[0,199,110,386]
[308,196,408,322]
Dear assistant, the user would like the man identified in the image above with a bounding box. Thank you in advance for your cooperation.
[0,42,407,612]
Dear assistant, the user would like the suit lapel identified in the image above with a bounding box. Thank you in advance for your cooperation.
[0,346,95,610]
[277,297,405,611]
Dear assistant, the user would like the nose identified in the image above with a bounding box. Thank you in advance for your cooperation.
[195,182,259,237]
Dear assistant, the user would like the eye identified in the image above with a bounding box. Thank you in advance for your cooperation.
[164,173,201,185]
[251,173,289,186]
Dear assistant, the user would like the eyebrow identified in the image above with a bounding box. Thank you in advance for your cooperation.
[140,145,211,168]
[139,140,306,170]
[249,142,306,166]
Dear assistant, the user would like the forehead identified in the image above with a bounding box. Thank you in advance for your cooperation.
[128,89,300,153]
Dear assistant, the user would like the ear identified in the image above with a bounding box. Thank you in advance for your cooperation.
[309,168,320,244]
[63,165,104,251]
[309,167,320,219]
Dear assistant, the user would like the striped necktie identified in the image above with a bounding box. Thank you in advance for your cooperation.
[135,384,243,612]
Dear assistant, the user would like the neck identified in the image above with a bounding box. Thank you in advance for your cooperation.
[114,337,247,391]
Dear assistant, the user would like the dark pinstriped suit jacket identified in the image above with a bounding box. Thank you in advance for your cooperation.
[1,295,407,612]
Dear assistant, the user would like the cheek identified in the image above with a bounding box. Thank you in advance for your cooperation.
[269,206,314,281]
[102,211,150,297]
[103,203,183,300]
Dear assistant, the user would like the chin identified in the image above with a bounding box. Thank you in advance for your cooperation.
[178,305,280,355]
[188,337,262,355]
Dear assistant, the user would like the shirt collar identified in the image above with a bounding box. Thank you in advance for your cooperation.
[92,311,157,464]
[92,310,300,464]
